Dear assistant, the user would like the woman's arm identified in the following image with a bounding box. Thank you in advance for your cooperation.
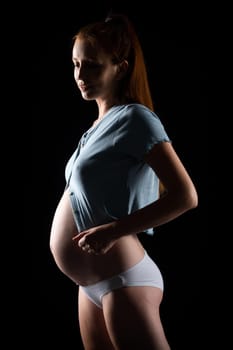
[114,141,198,235]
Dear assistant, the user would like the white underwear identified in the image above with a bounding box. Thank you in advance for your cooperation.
[80,250,164,308]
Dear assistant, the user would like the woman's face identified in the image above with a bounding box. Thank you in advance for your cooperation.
[72,38,120,102]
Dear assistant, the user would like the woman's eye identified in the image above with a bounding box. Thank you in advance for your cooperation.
[86,62,101,69]
[73,61,102,70]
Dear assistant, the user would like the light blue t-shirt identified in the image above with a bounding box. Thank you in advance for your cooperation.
[65,103,171,235]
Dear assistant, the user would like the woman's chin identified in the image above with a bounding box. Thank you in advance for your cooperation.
[81,90,96,100]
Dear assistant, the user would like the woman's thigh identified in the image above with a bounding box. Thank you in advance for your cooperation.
[78,287,115,350]
[102,286,171,350]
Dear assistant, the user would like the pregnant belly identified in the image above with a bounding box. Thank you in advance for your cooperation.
[50,190,145,285]
[49,190,92,284]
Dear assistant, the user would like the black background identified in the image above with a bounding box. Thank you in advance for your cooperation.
[26,1,208,349]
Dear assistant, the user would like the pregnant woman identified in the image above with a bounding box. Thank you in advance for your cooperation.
[50,13,198,350]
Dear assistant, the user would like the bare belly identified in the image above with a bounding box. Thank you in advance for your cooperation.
[49,190,145,285]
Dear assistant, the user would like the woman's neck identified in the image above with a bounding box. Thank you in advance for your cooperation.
[96,97,127,119]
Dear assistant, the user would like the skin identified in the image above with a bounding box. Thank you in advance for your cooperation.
[50,37,198,349]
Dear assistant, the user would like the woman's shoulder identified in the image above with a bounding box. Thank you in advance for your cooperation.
[124,103,152,113]
[119,103,160,123]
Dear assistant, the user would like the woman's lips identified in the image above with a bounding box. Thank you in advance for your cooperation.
[79,83,92,92]
[78,80,92,91]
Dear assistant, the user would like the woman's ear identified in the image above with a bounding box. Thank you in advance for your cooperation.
[116,60,129,80]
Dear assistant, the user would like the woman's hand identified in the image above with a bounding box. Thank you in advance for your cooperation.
[72,223,118,255]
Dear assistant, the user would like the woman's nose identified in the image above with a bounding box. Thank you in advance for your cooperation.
[76,65,87,81]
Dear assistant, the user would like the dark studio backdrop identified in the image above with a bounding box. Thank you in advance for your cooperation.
[27,1,208,349]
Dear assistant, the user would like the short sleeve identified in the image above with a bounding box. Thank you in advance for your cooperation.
[113,104,171,160]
